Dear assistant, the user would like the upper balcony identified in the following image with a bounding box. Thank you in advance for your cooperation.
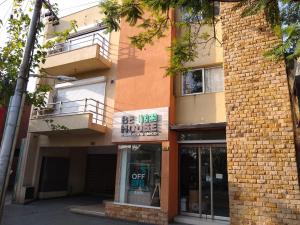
[29,98,107,135]
[42,33,112,75]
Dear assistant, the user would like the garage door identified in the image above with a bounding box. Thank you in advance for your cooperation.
[39,157,70,192]
[85,154,117,197]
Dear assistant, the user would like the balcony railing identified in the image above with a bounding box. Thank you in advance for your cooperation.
[47,33,110,59]
[32,98,106,125]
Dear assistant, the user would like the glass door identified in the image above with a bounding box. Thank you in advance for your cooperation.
[200,147,211,217]
[212,146,229,218]
[179,145,229,219]
[179,147,199,214]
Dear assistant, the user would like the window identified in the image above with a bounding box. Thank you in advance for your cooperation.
[182,69,204,95]
[180,1,220,22]
[204,67,224,93]
[118,144,162,207]
[182,67,224,95]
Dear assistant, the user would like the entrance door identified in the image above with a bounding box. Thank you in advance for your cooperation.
[180,145,229,219]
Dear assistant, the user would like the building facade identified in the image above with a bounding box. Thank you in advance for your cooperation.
[14,3,300,225]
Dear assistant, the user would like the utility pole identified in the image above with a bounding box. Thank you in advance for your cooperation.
[0,0,43,221]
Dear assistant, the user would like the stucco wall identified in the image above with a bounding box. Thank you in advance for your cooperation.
[114,14,173,111]
[174,12,225,125]
[175,92,226,124]
[38,5,120,147]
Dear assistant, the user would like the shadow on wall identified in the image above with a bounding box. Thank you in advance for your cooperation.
[117,42,145,79]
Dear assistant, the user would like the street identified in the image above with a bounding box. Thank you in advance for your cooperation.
[2,196,155,225]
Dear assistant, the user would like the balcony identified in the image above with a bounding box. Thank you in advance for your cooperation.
[29,98,107,135]
[42,33,112,75]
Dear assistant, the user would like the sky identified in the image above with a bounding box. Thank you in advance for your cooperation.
[0,0,100,44]
[0,0,100,91]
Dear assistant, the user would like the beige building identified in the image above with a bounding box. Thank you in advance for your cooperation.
[14,3,300,225]
[15,6,120,203]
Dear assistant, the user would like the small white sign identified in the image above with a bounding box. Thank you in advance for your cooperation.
[206,175,211,182]
[216,173,223,179]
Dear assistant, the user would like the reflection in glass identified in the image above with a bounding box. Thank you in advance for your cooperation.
[180,147,199,213]
[200,148,211,216]
[179,145,229,219]
[119,144,161,207]
[212,147,229,217]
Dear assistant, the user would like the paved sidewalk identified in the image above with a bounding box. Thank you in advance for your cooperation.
[2,196,156,225]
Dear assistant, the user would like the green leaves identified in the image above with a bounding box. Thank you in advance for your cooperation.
[99,0,299,76]
[167,38,197,75]
[121,0,143,25]
[44,119,68,131]
[99,0,122,32]
[130,15,169,50]
[26,84,52,108]
[99,0,218,75]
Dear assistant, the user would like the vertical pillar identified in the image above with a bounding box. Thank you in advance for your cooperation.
[221,2,300,224]
[161,136,178,221]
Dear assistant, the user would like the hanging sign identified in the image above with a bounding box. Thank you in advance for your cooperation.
[112,107,169,142]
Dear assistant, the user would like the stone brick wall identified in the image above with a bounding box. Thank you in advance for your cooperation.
[221,3,300,225]
[105,202,168,225]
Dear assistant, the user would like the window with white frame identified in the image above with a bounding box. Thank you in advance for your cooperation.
[182,67,224,95]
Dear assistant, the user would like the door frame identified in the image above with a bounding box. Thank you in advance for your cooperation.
[178,143,229,222]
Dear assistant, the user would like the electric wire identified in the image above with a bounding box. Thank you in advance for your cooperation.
[0,0,9,7]
[59,1,99,12]
[0,1,13,34]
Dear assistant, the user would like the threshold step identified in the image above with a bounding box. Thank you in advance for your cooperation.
[173,215,229,225]
[70,204,105,217]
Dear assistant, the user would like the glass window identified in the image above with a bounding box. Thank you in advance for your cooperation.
[180,1,220,22]
[204,67,224,93]
[119,144,161,207]
[182,67,224,95]
[182,69,204,95]
[178,130,226,141]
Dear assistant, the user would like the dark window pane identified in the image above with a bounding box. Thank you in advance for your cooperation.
[183,70,203,95]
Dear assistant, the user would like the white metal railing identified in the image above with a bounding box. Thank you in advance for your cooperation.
[48,32,110,59]
[32,98,106,125]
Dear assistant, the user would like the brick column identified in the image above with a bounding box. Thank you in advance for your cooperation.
[221,3,300,224]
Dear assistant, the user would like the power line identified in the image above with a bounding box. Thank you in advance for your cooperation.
[0,0,9,7]
[59,1,99,12]
[23,0,30,12]
[0,1,13,34]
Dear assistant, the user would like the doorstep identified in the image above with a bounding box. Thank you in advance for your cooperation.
[70,204,105,217]
[173,215,229,225]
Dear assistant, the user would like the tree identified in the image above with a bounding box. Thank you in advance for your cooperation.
[0,0,76,108]
[99,0,300,74]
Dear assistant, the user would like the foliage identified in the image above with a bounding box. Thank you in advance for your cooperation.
[100,0,300,75]
[237,0,300,67]
[0,0,77,107]
[44,119,68,131]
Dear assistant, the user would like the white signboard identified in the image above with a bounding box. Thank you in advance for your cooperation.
[112,107,169,142]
